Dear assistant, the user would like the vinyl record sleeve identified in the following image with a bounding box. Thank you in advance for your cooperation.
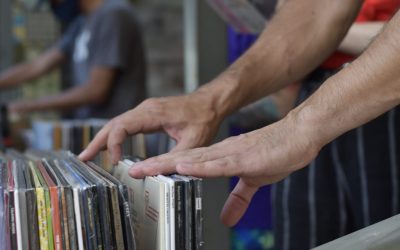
[0,163,5,245]
[173,175,194,250]
[176,176,204,250]
[51,159,78,250]
[54,159,87,250]
[156,175,175,250]
[82,124,91,149]
[32,161,55,250]
[7,161,18,250]
[68,160,102,250]
[19,160,40,250]
[37,161,63,250]
[68,156,111,250]
[0,162,9,250]
[29,161,51,250]
[192,178,204,250]
[170,176,186,250]
[86,161,136,250]
[156,177,167,250]
[114,161,162,250]
[61,122,72,151]
[85,161,125,250]
[53,122,62,150]
[62,156,101,250]
[173,175,204,250]
[13,160,30,250]
[88,161,129,250]
[72,126,83,155]
[59,159,95,250]
[42,159,70,250]
[3,162,12,250]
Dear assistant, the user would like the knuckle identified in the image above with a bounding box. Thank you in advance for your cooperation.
[215,159,229,177]
[142,98,165,115]
[190,151,205,162]
[108,136,121,148]
[142,98,159,108]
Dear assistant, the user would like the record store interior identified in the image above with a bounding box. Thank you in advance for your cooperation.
[1,0,400,249]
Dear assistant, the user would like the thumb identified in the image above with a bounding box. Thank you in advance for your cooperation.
[220,179,258,227]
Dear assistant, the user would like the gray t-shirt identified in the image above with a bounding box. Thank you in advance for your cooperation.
[58,0,146,119]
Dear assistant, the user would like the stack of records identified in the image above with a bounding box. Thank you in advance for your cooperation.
[1,150,136,250]
[0,150,204,250]
[31,119,146,169]
[114,160,204,250]
[0,104,12,150]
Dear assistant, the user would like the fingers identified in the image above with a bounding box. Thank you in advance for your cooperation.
[128,159,178,179]
[176,156,241,178]
[107,124,132,164]
[79,124,111,161]
[129,143,241,179]
[80,102,166,161]
[220,179,258,227]
[129,154,176,179]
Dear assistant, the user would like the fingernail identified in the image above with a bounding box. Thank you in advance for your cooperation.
[128,167,143,179]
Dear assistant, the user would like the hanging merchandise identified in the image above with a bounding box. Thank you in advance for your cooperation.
[207,0,276,34]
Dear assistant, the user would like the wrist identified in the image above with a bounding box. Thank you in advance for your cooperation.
[285,105,327,156]
[194,73,242,121]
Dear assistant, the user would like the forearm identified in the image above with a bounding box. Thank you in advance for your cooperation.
[0,48,64,90]
[195,0,361,119]
[338,22,385,55]
[0,63,41,89]
[12,85,98,113]
[292,12,400,148]
[10,66,115,113]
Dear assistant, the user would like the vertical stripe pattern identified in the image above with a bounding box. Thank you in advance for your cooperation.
[356,127,370,226]
[388,110,399,215]
[282,177,291,250]
[308,161,317,248]
[331,142,347,236]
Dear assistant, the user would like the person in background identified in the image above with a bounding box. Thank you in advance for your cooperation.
[0,0,146,119]
[80,1,400,249]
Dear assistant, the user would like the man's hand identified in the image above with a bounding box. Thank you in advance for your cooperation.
[126,112,321,227]
[81,0,361,167]
[79,92,224,164]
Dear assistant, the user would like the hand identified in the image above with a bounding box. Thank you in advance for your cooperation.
[79,92,224,164]
[127,112,321,227]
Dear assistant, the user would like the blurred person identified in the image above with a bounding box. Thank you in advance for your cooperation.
[80,1,400,249]
[0,0,146,119]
